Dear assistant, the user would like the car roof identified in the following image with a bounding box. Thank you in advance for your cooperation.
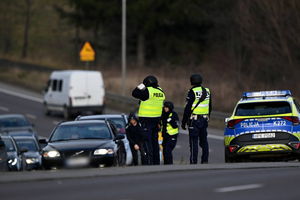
[0,135,13,140]
[238,97,293,104]
[59,120,107,126]
[79,114,125,120]
[12,135,36,140]
[0,114,27,119]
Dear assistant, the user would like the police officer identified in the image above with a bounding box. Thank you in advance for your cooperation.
[181,74,211,164]
[126,113,149,165]
[161,101,179,165]
[132,75,165,165]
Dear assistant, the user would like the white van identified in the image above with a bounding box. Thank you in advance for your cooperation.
[43,70,105,119]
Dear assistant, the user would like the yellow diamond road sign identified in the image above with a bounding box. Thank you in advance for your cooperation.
[80,42,95,62]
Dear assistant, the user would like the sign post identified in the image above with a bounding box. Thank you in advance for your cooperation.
[80,42,95,69]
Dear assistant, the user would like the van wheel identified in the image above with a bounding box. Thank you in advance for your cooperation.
[63,107,70,120]
[44,104,50,116]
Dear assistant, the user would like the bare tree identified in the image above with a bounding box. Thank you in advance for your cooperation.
[22,0,32,58]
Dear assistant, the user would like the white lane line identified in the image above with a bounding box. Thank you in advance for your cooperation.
[26,114,37,120]
[0,87,43,103]
[180,129,223,141]
[215,184,263,193]
[0,106,9,112]
[53,121,60,125]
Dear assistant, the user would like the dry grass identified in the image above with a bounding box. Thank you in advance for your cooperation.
[102,65,241,112]
[0,68,49,92]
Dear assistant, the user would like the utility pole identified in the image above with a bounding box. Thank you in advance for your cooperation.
[121,0,127,96]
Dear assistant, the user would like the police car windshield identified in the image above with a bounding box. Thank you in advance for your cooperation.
[235,101,292,116]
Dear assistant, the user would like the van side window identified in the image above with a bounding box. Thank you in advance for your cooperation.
[58,80,63,92]
[52,80,57,91]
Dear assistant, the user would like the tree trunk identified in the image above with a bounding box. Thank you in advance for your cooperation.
[22,0,31,58]
[137,31,145,67]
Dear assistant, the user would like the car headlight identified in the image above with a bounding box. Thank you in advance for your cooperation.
[8,158,17,166]
[43,150,60,158]
[26,158,39,164]
[94,148,114,155]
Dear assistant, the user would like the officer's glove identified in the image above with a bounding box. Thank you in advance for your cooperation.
[137,83,146,90]
[181,123,186,130]
[167,118,172,122]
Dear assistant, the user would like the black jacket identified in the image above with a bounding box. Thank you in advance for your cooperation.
[126,123,146,146]
[161,111,179,137]
[182,85,212,125]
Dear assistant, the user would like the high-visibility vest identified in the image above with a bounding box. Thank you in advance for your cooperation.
[191,87,210,115]
[138,87,165,117]
[165,113,179,135]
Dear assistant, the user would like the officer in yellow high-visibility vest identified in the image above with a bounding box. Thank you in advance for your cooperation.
[132,75,165,165]
[161,101,179,165]
[181,74,211,164]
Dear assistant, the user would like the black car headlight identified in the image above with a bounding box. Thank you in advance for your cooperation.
[94,148,114,155]
[25,157,39,164]
[8,158,17,166]
[43,150,61,158]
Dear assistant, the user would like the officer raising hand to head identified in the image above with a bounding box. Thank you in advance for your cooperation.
[182,74,212,164]
[132,75,165,165]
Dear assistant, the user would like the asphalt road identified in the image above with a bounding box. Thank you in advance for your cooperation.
[0,82,224,164]
[1,166,300,200]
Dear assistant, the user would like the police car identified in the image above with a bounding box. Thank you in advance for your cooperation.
[224,90,300,162]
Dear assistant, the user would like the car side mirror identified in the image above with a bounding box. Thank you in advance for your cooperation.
[225,118,230,123]
[0,140,5,147]
[114,134,125,142]
[19,148,28,154]
[39,138,48,144]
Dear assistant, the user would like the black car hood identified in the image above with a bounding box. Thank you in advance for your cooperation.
[47,139,115,152]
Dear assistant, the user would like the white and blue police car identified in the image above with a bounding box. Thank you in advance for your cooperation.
[224,90,300,162]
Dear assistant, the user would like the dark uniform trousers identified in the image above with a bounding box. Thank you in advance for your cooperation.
[130,142,149,165]
[188,117,209,164]
[162,135,177,164]
[140,117,161,165]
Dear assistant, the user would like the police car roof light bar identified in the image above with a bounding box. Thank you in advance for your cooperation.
[242,90,291,99]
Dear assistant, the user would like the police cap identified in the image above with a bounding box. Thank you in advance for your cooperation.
[190,74,202,86]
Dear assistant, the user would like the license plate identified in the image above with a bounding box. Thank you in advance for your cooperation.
[66,157,89,167]
[252,133,276,139]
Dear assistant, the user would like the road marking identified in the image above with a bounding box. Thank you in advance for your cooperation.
[215,184,263,193]
[180,129,223,141]
[0,106,9,112]
[53,121,60,125]
[0,87,43,103]
[26,114,37,120]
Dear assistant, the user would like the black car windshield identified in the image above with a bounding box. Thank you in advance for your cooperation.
[50,123,112,142]
[2,138,16,152]
[235,101,292,116]
[0,117,31,128]
[15,139,38,151]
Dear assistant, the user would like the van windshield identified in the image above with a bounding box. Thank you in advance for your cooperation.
[235,101,292,116]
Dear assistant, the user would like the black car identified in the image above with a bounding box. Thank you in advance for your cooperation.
[13,136,42,170]
[41,120,125,169]
[1,135,22,171]
[0,137,8,171]
[76,114,132,165]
